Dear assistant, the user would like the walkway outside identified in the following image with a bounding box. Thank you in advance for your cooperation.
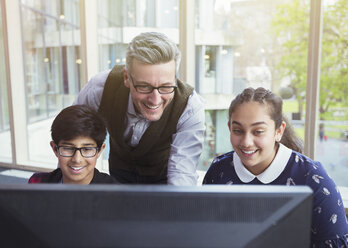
[316,138,348,187]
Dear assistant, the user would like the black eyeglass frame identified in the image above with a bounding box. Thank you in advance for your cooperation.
[56,145,100,158]
[128,74,177,94]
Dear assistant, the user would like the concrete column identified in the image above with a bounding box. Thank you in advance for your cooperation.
[4,0,28,166]
[79,0,99,84]
[178,0,195,86]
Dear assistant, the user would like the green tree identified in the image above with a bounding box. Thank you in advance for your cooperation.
[271,0,348,120]
[319,0,348,119]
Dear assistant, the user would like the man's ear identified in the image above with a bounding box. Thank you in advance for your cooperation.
[50,141,59,158]
[124,68,130,88]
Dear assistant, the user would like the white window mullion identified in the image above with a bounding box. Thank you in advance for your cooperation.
[304,0,323,159]
[178,0,195,86]
[4,0,28,166]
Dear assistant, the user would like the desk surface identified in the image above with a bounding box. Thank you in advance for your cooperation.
[338,186,348,215]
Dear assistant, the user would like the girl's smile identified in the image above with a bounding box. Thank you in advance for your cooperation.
[228,101,285,175]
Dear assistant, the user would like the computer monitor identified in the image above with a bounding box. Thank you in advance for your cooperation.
[0,184,312,247]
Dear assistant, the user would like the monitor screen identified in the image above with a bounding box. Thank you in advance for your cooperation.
[0,184,312,248]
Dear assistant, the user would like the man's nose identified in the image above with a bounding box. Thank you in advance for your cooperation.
[148,89,162,103]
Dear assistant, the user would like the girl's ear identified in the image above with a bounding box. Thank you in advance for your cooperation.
[227,120,231,131]
[276,121,286,142]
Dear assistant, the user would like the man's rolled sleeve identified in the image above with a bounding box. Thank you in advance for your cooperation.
[73,70,111,110]
[167,91,206,186]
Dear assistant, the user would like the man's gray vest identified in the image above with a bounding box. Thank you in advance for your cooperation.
[98,65,193,182]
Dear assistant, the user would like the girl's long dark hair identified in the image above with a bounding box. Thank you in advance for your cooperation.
[229,87,303,153]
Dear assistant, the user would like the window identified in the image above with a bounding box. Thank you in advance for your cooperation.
[0,2,12,163]
[97,0,179,71]
[1,0,345,190]
[315,0,348,187]
[195,0,311,172]
[20,1,81,167]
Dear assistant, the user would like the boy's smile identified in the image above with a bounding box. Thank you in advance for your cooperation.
[51,136,105,184]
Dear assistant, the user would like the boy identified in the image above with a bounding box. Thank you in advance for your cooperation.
[28,105,117,184]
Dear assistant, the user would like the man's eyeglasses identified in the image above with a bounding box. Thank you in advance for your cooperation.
[129,75,177,94]
[56,146,100,158]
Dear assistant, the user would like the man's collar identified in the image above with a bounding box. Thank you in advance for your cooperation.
[233,143,292,183]
[127,92,143,119]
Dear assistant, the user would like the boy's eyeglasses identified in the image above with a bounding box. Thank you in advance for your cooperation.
[56,146,100,158]
[129,75,177,94]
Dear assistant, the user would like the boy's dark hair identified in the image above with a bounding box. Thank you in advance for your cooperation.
[51,105,106,147]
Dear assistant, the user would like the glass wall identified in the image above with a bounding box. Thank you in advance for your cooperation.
[1,0,346,189]
[315,0,348,186]
[157,0,178,28]
[198,110,230,171]
[20,0,81,166]
[97,0,179,71]
[195,0,310,171]
[0,1,12,163]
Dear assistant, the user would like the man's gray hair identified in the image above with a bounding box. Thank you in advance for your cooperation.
[126,32,181,74]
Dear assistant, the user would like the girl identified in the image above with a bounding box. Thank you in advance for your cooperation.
[203,87,348,247]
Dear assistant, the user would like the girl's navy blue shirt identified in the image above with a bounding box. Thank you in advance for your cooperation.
[203,144,348,247]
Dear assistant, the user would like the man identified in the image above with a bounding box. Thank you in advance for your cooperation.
[74,32,205,185]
